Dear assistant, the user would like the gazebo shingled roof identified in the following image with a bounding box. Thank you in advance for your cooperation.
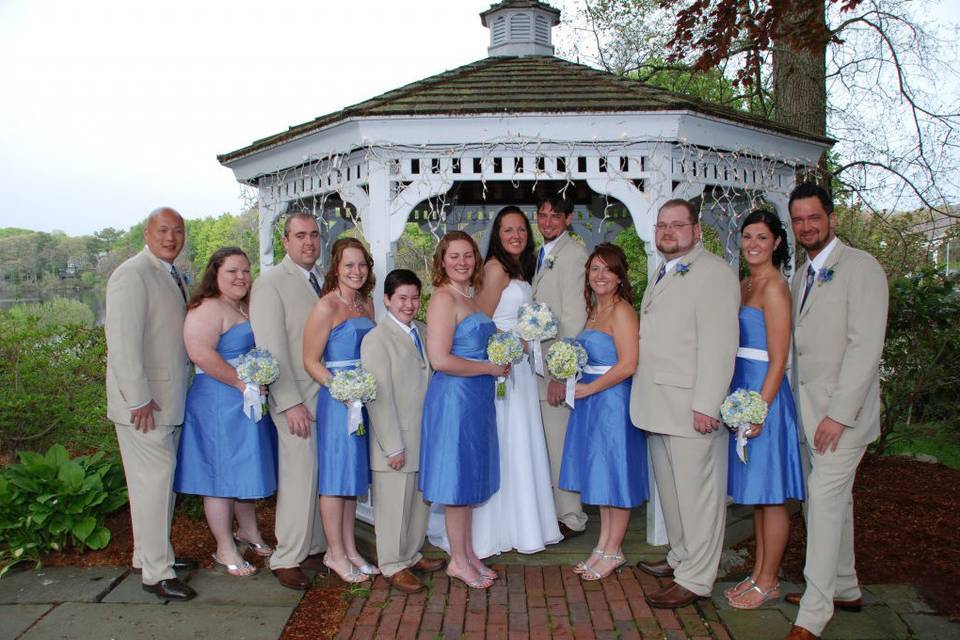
[218,55,831,166]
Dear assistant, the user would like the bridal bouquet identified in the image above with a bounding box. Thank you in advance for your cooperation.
[234,348,280,422]
[515,302,558,376]
[720,388,769,463]
[328,368,377,436]
[545,338,588,409]
[486,331,525,398]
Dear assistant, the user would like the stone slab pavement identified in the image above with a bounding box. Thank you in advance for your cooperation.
[1,564,956,639]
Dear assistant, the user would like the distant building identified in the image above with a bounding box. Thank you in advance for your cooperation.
[909,206,959,274]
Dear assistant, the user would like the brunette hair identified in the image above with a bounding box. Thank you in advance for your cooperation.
[282,212,319,237]
[658,198,699,224]
[740,209,791,270]
[321,237,375,299]
[788,182,834,215]
[485,206,536,283]
[583,243,634,313]
[431,231,484,290]
[537,194,574,216]
[187,247,250,310]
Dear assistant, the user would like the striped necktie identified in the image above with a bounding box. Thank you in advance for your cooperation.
[308,271,321,295]
[655,263,667,284]
[170,264,187,302]
[410,325,424,360]
[536,247,545,273]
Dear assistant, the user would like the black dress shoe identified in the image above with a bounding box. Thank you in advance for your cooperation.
[142,578,197,601]
[558,522,586,540]
[131,558,198,575]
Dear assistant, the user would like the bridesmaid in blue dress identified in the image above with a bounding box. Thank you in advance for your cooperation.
[724,210,805,610]
[175,247,277,577]
[303,238,377,584]
[420,231,508,590]
[559,243,647,581]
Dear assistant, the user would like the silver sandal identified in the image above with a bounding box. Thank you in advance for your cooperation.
[211,553,258,577]
[233,535,274,557]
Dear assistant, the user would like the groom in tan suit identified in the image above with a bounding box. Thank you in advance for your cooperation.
[360,269,444,593]
[106,207,195,601]
[784,184,888,640]
[631,199,740,609]
[533,195,589,537]
[250,213,326,590]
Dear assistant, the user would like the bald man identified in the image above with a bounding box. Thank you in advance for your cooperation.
[106,207,196,601]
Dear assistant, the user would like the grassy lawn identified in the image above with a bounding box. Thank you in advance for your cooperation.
[881,421,960,469]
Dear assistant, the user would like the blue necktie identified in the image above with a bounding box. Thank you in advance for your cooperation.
[800,264,816,311]
[536,247,545,272]
[308,271,321,295]
[170,264,187,302]
[655,263,667,284]
[410,325,424,360]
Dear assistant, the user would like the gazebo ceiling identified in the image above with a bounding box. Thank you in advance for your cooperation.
[217,55,832,166]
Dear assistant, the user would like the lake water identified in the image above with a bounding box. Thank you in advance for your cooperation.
[0,287,106,325]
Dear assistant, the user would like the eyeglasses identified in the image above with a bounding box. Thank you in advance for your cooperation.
[654,222,696,232]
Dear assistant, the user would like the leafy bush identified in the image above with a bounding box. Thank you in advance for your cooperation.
[5,297,94,328]
[0,444,127,575]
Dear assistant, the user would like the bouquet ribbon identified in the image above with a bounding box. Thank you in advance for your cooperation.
[565,364,611,409]
[531,340,544,377]
[242,383,264,423]
[347,400,364,436]
[733,423,749,463]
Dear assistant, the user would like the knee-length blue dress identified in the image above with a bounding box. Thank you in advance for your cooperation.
[419,312,500,506]
[316,316,375,497]
[559,330,648,508]
[174,321,278,499]
[727,306,805,504]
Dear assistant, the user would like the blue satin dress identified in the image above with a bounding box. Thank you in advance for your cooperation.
[727,307,805,504]
[174,322,278,499]
[419,312,500,506]
[316,317,375,497]
[559,330,648,508]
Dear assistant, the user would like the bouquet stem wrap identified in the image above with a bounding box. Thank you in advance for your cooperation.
[564,374,579,409]
[242,383,264,423]
[347,400,364,436]
[234,348,280,424]
[327,363,377,437]
[531,340,544,376]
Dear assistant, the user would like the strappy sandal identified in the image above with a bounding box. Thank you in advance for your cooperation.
[446,569,493,590]
[324,554,370,584]
[347,554,381,576]
[234,535,274,557]
[729,581,781,610]
[724,576,756,599]
[581,551,626,582]
[573,548,604,575]
[211,553,258,577]
[477,565,498,580]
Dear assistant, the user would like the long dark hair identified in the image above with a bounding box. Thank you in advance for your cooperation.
[322,237,375,298]
[740,209,790,270]
[485,206,536,283]
[583,243,633,314]
[187,247,250,310]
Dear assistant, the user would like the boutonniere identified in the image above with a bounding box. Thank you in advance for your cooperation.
[817,267,834,285]
[675,262,691,276]
[181,272,192,286]
[544,254,556,270]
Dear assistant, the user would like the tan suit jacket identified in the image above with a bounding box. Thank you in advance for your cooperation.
[631,245,740,435]
[105,247,189,426]
[360,318,431,472]
[532,231,589,363]
[250,255,321,414]
[791,240,888,448]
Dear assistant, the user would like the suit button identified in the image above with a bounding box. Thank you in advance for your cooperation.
[798,350,803,356]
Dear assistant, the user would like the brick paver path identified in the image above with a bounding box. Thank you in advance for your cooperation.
[336,564,731,640]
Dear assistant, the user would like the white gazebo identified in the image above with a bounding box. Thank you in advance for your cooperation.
[218,0,831,539]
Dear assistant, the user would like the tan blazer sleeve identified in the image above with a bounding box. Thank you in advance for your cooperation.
[692,263,740,418]
[828,258,888,426]
[105,263,151,408]
[557,251,588,339]
[250,277,303,413]
[360,331,406,457]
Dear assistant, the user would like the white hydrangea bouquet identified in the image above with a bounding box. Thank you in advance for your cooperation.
[545,338,588,409]
[720,388,769,463]
[486,331,525,398]
[234,348,280,422]
[514,302,558,376]
[328,368,377,436]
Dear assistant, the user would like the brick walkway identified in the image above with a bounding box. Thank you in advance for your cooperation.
[336,564,730,640]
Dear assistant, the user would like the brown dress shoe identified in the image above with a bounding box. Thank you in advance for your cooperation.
[784,592,862,612]
[636,558,674,578]
[300,553,327,572]
[142,578,197,601]
[411,557,445,572]
[645,582,702,609]
[558,522,586,540]
[272,566,311,590]
[785,624,819,639]
[131,558,197,575]
[387,569,425,593]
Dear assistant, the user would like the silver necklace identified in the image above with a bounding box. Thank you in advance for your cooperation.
[336,288,365,312]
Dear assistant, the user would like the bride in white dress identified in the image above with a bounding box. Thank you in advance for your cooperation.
[427,206,562,558]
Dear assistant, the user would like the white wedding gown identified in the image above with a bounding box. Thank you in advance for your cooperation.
[427,279,563,557]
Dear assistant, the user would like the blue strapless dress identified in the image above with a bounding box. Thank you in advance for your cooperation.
[174,322,278,499]
[559,330,648,508]
[316,317,375,497]
[419,312,500,506]
[727,307,805,504]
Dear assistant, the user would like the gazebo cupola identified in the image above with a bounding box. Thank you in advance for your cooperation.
[480,0,560,57]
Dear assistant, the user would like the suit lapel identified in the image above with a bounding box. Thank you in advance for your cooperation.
[143,248,185,306]
[649,244,704,304]
[281,255,320,297]
[533,232,569,291]
[384,316,429,371]
[798,241,846,321]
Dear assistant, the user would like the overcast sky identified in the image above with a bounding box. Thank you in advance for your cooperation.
[1,0,957,236]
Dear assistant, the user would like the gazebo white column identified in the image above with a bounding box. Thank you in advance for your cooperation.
[256,197,288,269]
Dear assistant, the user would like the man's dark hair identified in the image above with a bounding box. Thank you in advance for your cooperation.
[658,198,699,224]
[788,182,834,215]
[384,268,422,297]
[537,194,574,216]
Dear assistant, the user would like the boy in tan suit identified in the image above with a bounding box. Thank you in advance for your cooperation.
[630,199,740,609]
[106,207,196,601]
[533,195,590,537]
[360,269,444,593]
[249,213,326,590]
[784,184,888,640]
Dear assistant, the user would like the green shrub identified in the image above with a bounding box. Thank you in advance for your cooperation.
[0,444,128,575]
